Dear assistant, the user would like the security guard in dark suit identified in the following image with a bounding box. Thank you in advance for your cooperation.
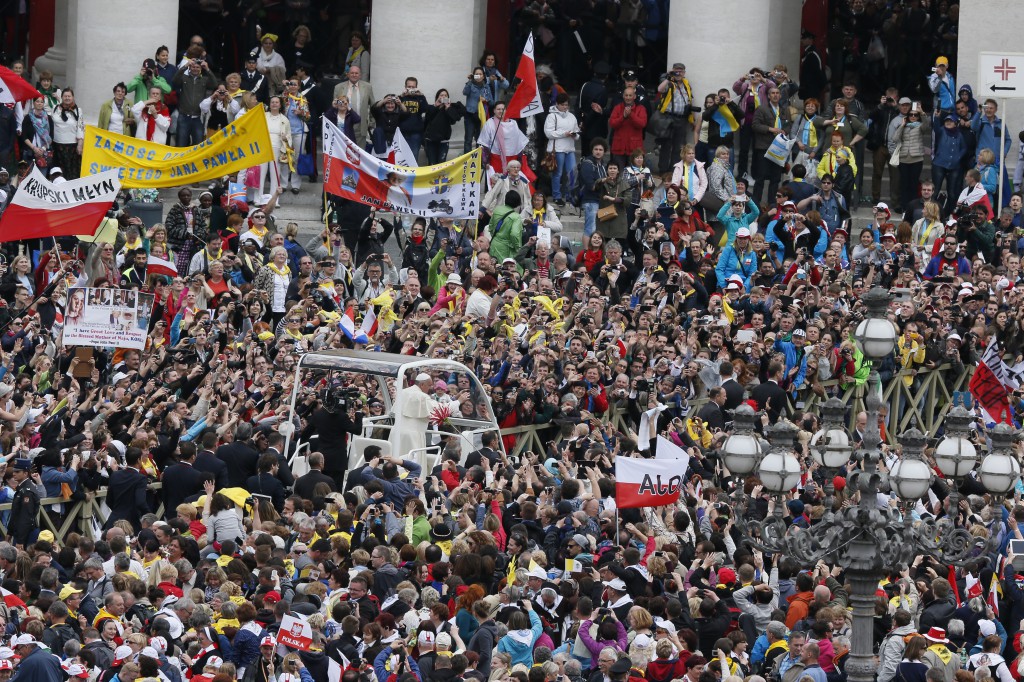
[9,458,39,549]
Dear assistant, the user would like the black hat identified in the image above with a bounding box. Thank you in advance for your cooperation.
[11,458,31,472]
[593,61,611,76]
[623,70,639,81]
[430,523,452,540]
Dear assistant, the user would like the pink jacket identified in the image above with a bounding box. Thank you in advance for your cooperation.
[671,160,708,203]
[732,77,776,124]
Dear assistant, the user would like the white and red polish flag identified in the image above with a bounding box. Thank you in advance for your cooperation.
[0,167,120,242]
[0,65,42,105]
[615,456,683,509]
[146,253,178,278]
[505,34,544,119]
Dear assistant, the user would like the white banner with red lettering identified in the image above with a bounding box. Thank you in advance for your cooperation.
[0,167,120,242]
[615,456,683,509]
[277,614,313,651]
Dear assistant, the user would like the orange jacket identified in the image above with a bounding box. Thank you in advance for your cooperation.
[786,591,815,629]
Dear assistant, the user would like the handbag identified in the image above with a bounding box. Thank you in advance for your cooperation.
[889,143,902,167]
[542,152,557,172]
[649,109,674,140]
[297,153,315,176]
[764,133,795,167]
[597,204,618,222]
[244,165,260,188]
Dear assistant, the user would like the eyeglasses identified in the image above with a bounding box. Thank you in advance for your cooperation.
[288,318,302,323]
[252,214,266,220]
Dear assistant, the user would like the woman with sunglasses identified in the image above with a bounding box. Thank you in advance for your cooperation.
[894,103,932,212]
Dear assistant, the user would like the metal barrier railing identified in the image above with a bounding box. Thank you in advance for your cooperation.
[0,365,973,542]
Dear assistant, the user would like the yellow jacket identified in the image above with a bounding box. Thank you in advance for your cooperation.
[897,334,926,387]
[817,145,857,179]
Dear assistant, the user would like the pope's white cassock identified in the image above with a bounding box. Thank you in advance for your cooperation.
[389,374,439,461]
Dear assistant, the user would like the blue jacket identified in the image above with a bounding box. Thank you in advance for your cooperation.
[496,609,543,667]
[716,198,760,247]
[463,80,490,114]
[972,113,1012,161]
[41,466,78,500]
[774,336,809,392]
[979,164,999,202]
[715,245,758,288]
[374,646,422,682]
[923,253,972,279]
[228,624,265,669]
[933,127,969,170]
[360,460,423,508]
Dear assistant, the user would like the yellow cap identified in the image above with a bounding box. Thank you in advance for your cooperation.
[38,530,55,543]
[936,56,949,66]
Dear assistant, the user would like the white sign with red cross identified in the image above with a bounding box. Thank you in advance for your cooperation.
[979,52,1024,99]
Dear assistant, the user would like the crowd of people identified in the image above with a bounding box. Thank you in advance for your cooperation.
[0,5,1017,682]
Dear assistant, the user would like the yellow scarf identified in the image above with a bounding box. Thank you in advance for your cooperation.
[124,237,142,252]
[284,327,303,341]
[926,644,953,664]
[532,209,545,222]
[803,114,818,148]
[268,262,291,277]
[248,224,269,241]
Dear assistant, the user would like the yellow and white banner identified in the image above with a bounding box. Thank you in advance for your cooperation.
[322,117,483,219]
[81,107,274,188]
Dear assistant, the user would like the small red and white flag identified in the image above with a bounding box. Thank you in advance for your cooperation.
[360,305,378,338]
[965,572,983,600]
[0,167,120,242]
[0,66,42,105]
[615,457,683,509]
[147,253,178,278]
[0,586,25,610]
[970,342,1014,425]
[386,128,419,167]
[276,614,313,651]
[505,34,544,119]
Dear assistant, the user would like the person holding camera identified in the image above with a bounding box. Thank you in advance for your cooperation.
[369,93,410,158]
[201,83,241,138]
[544,92,581,207]
[655,63,696,175]
[131,86,171,144]
[172,56,217,147]
[125,58,172,108]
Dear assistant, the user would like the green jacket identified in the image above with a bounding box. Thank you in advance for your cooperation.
[427,249,447,296]
[125,74,171,105]
[488,205,524,265]
[97,99,135,135]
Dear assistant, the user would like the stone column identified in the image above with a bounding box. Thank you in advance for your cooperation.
[370,0,485,152]
[66,0,179,125]
[33,0,68,85]
[666,0,801,102]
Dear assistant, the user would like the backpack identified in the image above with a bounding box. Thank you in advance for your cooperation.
[569,157,588,207]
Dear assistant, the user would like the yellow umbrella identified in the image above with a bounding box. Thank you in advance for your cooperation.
[196,487,254,510]
[78,217,120,244]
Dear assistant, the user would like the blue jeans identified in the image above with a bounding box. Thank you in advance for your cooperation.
[582,201,599,237]
[177,115,204,147]
[404,133,422,163]
[552,151,576,200]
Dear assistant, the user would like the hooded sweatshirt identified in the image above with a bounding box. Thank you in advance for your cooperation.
[496,609,543,667]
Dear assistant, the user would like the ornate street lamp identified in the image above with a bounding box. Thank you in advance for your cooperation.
[727,288,1010,682]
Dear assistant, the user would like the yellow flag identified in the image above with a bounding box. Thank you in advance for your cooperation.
[506,554,517,585]
[478,98,488,128]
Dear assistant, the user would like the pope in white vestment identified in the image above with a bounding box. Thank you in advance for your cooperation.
[389,373,439,462]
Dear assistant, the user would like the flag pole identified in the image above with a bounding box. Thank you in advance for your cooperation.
[53,237,62,270]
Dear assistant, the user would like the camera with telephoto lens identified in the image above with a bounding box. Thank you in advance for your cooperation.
[323,383,361,412]
[951,202,974,227]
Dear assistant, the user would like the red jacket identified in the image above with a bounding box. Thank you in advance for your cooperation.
[609,102,648,155]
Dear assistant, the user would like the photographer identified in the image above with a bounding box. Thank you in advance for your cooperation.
[125,58,171,108]
[655,63,697,175]
[397,77,428,160]
[369,94,410,158]
[172,56,217,147]
[355,209,395,264]
[957,203,996,262]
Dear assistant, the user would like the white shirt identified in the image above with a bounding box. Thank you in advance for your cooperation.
[108,104,124,133]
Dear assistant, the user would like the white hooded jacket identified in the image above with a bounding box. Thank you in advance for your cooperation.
[544,106,580,153]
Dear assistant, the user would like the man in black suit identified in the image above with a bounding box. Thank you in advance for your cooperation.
[293,452,336,500]
[719,361,745,411]
[193,434,228,489]
[103,448,150,531]
[246,453,287,512]
[750,360,789,424]
[239,55,269,103]
[161,443,206,520]
[215,424,258,488]
[263,431,294,489]
[465,431,501,470]
[696,387,727,432]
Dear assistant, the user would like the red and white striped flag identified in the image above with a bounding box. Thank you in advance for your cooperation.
[505,34,544,119]
[970,342,1014,424]
[0,167,120,242]
[0,586,24,609]
[147,253,178,278]
[615,457,682,509]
